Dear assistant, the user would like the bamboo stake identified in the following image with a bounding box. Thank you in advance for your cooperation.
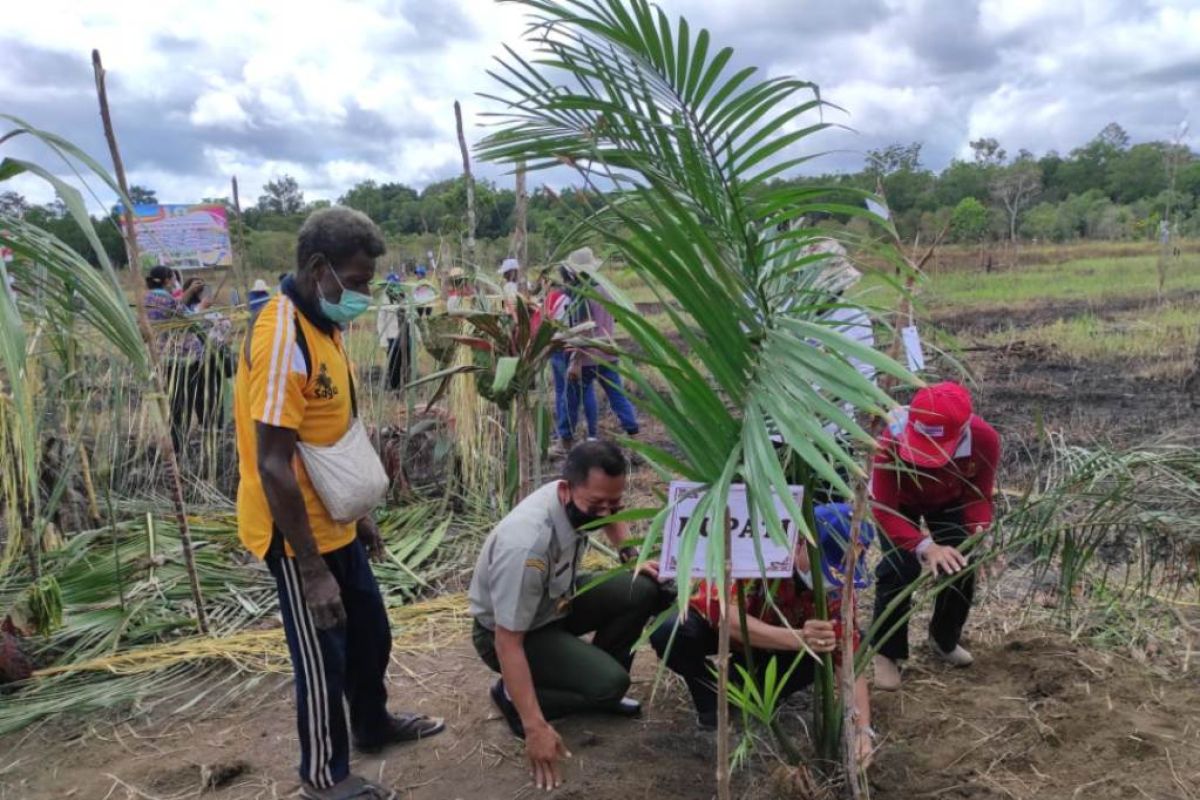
[454,101,476,269]
[839,228,940,797]
[92,49,209,635]
[513,161,528,267]
[715,508,733,800]
[230,176,251,305]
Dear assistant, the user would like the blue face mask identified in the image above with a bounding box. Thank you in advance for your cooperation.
[318,264,372,324]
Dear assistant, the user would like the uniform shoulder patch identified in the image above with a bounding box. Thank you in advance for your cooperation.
[524,557,548,572]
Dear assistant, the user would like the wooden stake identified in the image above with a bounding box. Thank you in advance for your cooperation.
[838,226,940,797]
[230,176,251,304]
[512,161,528,266]
[715,508,733,800]
[454,101,476,269]
[92,48,209,635]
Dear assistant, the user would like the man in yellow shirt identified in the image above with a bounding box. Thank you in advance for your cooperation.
[235,207,443,800]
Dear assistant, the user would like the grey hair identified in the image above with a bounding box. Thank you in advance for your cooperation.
[296,206,386,270]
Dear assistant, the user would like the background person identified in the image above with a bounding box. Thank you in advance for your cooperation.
[869,381,1000,691]
[235,207,443,800]
[649,502,876,765]
[559,248,639,446]
[144,266,203,450]
[468,441,663,791]
[248,278,272,313]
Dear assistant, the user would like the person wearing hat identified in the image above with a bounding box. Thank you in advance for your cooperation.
[248,279,272,313]
[558,247,639,449]
[445,267,471,312]
[650,502,876,765]
[869,381,1000,691]
[499,257,521,300]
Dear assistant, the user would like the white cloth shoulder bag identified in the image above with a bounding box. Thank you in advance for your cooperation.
[249,309,389,523]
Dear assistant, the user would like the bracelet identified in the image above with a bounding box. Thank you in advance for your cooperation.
[618,546,639,564]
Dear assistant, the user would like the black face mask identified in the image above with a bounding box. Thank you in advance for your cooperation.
[565,499,603,531]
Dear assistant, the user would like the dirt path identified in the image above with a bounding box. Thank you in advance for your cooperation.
[2,622,1196,800]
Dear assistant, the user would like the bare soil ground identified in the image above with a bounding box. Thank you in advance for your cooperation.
[3,288,1199,799]
[3,619,1197,800]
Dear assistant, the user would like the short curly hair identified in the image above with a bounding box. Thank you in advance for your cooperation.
[296,206,386,271]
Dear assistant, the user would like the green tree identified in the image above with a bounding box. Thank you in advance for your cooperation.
[949,197,989,243]
[127,184,157,205]
[1107,142,1167,203]
[257,174,304,215]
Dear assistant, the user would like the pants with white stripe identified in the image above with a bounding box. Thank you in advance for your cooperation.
[267,537,393,789]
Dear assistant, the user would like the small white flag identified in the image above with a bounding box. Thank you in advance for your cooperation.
[901,325,925,373]
[866,197,891,221]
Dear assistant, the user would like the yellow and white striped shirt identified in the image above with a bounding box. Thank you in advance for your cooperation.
[234,293,356,558]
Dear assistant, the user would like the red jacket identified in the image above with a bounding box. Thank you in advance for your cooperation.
[690,578,859,662]
[870,415,1000,552]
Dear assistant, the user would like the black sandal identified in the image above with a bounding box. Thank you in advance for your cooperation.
[300,775,396,800]
[355,712,446,753]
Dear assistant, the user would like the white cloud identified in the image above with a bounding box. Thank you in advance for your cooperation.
[2,0,1198,207]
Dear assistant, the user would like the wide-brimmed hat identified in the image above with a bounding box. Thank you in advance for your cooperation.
[499,257,520,275]
[562,247,603,273]
[447,267,467,280]
[251,279,270,293]
[896,381,973,468]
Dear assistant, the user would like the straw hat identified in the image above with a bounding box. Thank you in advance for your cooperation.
[447,267,467,280]
[563,247,603,273]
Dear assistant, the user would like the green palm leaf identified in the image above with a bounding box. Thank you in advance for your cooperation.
[479,0,918,607]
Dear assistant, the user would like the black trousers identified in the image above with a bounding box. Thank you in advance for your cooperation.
[385,332,412,390]
[870,506,975,661]
[473,572,662,718]
[649,609,815,717]
[266,538,392,790]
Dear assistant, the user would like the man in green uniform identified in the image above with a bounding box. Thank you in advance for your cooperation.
[469,441,661,791]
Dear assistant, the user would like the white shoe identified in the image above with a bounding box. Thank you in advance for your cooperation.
[873,655,902,691]
[929,637,974,667]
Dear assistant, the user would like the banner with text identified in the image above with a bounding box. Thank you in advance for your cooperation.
[659,481,803,579]
[122,204,232,270]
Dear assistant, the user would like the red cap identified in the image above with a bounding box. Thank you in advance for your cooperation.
[896,382,973,468]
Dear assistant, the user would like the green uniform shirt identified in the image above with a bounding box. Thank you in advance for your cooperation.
[469,482,586,632]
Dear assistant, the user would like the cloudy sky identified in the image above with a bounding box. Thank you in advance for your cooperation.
[3,0,1198,208]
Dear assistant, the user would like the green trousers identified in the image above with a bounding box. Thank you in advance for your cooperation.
[473,572,661,719]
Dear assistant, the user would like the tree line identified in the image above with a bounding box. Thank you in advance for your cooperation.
[2,121,1196,272]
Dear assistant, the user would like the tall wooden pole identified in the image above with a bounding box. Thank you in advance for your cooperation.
[513,161,528,266]
[715,510,733,800]
[92,49,209,634]
[230,176,251,305]
[454,101,476,269]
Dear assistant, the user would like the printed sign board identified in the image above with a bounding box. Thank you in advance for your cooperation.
[659,481,803,579]
[121,204,232,270]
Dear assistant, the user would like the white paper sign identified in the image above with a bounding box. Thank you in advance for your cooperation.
[865,197,891,221]
[901,324,925,373]
[659,481,803,579]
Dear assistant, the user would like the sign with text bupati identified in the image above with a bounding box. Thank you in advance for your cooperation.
[122,204,232,270]
[659,481,803,579]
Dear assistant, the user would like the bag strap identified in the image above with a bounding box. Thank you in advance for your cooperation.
[242,302,356,420]
[291,310,358,419]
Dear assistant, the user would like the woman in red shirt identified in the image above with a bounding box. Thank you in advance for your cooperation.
[869,381,1000,690]
[650,503,876,766]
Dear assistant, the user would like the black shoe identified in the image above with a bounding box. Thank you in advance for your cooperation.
[491,680,525,739]
[610,696,642,718]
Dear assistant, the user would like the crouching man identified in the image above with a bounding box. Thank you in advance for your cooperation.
[468,441,664,790]
[651,502,876,766]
